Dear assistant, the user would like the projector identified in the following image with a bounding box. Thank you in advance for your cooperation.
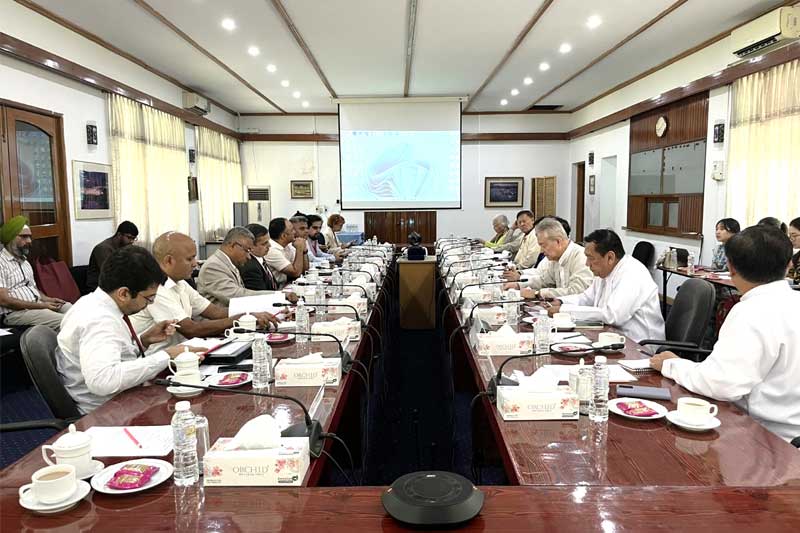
[382,471,485,527]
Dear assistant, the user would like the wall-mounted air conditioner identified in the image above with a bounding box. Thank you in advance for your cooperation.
[730,7,799,61]
[182,92,210,116]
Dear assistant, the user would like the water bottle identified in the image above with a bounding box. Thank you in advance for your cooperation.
[172,401,199,486]
[252,333,273,388]
[589,355,609,422]
[504,289,519,325]
[687,252,695,275]
[316,283,327,318]
[296,299,310,354]
[332,269,343,298]
[194,415,209,476]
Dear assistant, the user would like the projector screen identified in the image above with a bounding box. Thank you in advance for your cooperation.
[338,101,461,210]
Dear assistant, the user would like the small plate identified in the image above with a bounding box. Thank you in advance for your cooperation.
[91,459,174,495]
[166,385,203,398]
[205,371,252,388]
[666,411,721,432]
[78,459,105,480]
[265,332,295,344]
[550,342,593,356]
[19,479,91,514]
[609,397,668,420]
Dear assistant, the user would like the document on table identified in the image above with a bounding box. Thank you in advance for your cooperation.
[229,293,290,317]
[543,364,637,383]
[86,426,173,456]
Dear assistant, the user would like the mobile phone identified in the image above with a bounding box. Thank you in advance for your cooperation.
[615,384,672,401]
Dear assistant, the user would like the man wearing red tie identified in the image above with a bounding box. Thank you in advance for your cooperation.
[239,223,280,291]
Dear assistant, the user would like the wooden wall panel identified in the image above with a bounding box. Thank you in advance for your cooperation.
[630,92,709,153]
[627,197,647,230]
[678,194,704,234]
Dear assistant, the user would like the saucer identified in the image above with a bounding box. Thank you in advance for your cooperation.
[78,459,105,480]
[166,385,203,398]
[19,479,90,514]
[550,342,593,356]
[666,410,721,432]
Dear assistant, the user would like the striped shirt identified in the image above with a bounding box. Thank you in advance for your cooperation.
[0,247,40,314]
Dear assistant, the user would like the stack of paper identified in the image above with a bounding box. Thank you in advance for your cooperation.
[86,426,173,456]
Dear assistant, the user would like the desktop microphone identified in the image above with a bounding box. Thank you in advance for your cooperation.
[457,278,527,302]
[439,240,480,256]
[273,302,362,326]
[449,262,509,282]
[339,268,375,282]
[262,320,354,374]
[466,299,527,326]
[445,258,505,278]
[153,378,324,458]
[295,281,370,300]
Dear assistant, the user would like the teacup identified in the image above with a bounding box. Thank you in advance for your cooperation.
[677,397,718,425]
[233,312,257,332]
[171,369,202,388]
[19,464,77,505]
[552,312,574,327]
[224,327,255,342]
[597,332,625,348]
[169,349,201,375]
[41,424,93,477]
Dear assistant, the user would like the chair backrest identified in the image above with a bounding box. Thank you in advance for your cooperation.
[631,241,655,267]
[666,278,716,345]
[20,325,81,420]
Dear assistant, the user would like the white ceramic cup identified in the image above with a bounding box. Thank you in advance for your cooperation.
[19,464,77,505]
[41,443,92,477]
[224,327,255,341]
[677,397,718,425]
[168,350,200,375]
[552,312,574,326]
[172,369,202,386]
[233,313,257,332]
[598,332,626,347]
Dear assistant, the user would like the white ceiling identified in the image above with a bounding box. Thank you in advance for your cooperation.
[27,0,788,114]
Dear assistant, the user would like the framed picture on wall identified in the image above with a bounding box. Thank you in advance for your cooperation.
[72,160,113,219]
[588,175,596,195]
[484,177,524,207]
[290,180,314,199]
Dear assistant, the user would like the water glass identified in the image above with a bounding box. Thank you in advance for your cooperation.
[194,415,209,476]
[534,316,556,354]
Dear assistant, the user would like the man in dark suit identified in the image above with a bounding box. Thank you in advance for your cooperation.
[239,223,278,291]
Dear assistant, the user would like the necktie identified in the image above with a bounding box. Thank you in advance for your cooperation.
[260,261,277,291]
[122,315,146,357]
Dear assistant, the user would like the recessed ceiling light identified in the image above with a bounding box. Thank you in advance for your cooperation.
[247,46,260,57]
[539,62,550,72]
[302,101,309,108]
[586,15,602,29]
[281,80,290,87]
[510,88,519,96]
[266,64,277,73]
[221,18,236,31]
[523,76,533,85]
[559,43,572,54]
[500,99,508,106]
[292,91,301,99]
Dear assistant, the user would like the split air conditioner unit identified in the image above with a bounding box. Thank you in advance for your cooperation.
[730,7,799,61]
[182,92,210,116]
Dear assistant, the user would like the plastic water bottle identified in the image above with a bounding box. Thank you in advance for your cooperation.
[252,333,273,388]
[296,300,310,353]
[687,252,695,275]
[332,269,343,298]
[589,355,609,422]
[172,401,199,486]
[316,283,327,318]
[504,289,519,325]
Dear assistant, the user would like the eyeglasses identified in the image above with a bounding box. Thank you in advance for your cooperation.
[232,242,253,254]
[142,293,156,304]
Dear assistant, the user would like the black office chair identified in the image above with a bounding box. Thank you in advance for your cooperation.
[791,436,800,448]
[639,278,716,362]
[632,241,655,268]
[0,326,81,432]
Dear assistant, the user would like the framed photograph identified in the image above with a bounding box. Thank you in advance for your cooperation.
[72,160,112,219]
[588,175,596,195]
[290,180,314,199]
[484,177,524,207]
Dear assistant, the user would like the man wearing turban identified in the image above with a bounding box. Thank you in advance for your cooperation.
[0,216,71,330]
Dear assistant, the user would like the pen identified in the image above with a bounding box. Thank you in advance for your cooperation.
[202,338,233,355]
[123,427,143,449]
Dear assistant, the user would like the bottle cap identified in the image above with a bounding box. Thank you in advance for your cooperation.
[175,401,191,411]
[595,355,607,364]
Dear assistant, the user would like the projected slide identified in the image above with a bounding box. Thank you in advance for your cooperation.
[340,130,460,209]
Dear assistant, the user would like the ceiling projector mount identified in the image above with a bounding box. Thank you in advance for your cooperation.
[382,471,485,527]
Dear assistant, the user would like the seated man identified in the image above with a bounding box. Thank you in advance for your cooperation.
[288,215,312,270]
[56,246,204,414]
[0,216,71,331]
[306,214,339,264]
[478,214,522,255]
[239,224,279,291]
[651,225,800,442]
[265,218,306,289]
[548,229,664,343]
[132,231,278,353]
[501,211,540,282]
[86,221,139,291]
[197,227,283,307]
[505,217,592,300]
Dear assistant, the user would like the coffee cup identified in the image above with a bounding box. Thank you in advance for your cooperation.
[41,424,93,477]
[224,327,255,341]
[172,368,202,385]
[598,332,625,347]
[677,397,718,425]
[168,349,201,375]
[552,312,574,326]
[19,464,77,505]
[233,312,257,332]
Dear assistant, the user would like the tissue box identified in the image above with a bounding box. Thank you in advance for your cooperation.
[342,282,376,301]
[497,385,579,421]
[460,286,492,303]
[327,297,368,316]
[203,437,309,486]
[311,320,360,341]
[476,307,507,326]
[476,332,535,355]
[274,357,341,387]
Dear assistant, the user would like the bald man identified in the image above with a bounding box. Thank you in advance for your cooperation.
[130,232,278,353]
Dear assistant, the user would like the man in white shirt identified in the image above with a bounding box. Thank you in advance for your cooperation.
[56,246,204,414]
[307,214,339,264]
[504,217,592,300]
[651,225,800,442]
[132,232,278,353]
[549,229,665,342]
[265,218,306,288]
[503,211,541,282]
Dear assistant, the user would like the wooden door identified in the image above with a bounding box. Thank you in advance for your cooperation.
[575,163,585,242]
[364,210,436,244]
[1,105,72,263]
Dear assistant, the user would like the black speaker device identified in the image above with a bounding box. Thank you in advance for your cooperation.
[381,471,485,527]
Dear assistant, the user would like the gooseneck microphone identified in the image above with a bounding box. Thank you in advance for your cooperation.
[295,280,370,300]
[339,268,375,282]
[457,278,527,301]
[273,302,362,325]
[467,299,527,326]
[444,258,505,278]
[449,262,509,283]
[154,378,324,458]
[262,320,354,373]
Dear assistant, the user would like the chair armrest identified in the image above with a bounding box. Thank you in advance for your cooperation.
[656,346,712,355]
[791,436,800,448]
[0,419,69,432]
[640,339,699,349]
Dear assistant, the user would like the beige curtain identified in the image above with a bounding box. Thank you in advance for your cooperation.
[727,59,800,226]
[109,94,189,246]
[196,126,243,241]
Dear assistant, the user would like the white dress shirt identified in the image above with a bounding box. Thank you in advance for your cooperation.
[130,278,211,353]
[662,280,800,442]
[559,255,665,342]
[56,289,170,414]
[265,239,292,287]
[520,241,593,299]
[514,231,541,269]
[307,238,335,264]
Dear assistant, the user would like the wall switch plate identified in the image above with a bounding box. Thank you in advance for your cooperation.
[86,122,98,145]
[711,160,725,181]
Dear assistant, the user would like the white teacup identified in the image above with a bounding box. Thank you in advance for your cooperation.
[224,327,255,342]
[172,369,202,386]
[169,349,201,375]
[552,312,574,326]
[19,464,77,505]
[41,424,93,477]
[598,332,625,347]
[677,397,718,425]
[233,312,257,332]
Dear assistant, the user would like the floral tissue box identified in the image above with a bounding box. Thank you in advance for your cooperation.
[203,437,310,486]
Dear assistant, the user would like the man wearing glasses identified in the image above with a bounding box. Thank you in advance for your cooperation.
[86,221,139,291]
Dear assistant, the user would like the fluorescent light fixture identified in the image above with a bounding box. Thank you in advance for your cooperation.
[559,43,572,54]
[302,101,310,108]
[539,62,550,72]
[292,91,301,99]
[266,64,277,73]
[281,80,290,87]
[221,18,236,31]
[586,15,602,29]
[510,88,519,96]
[523,77,533,85]
[500,99,508,106]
